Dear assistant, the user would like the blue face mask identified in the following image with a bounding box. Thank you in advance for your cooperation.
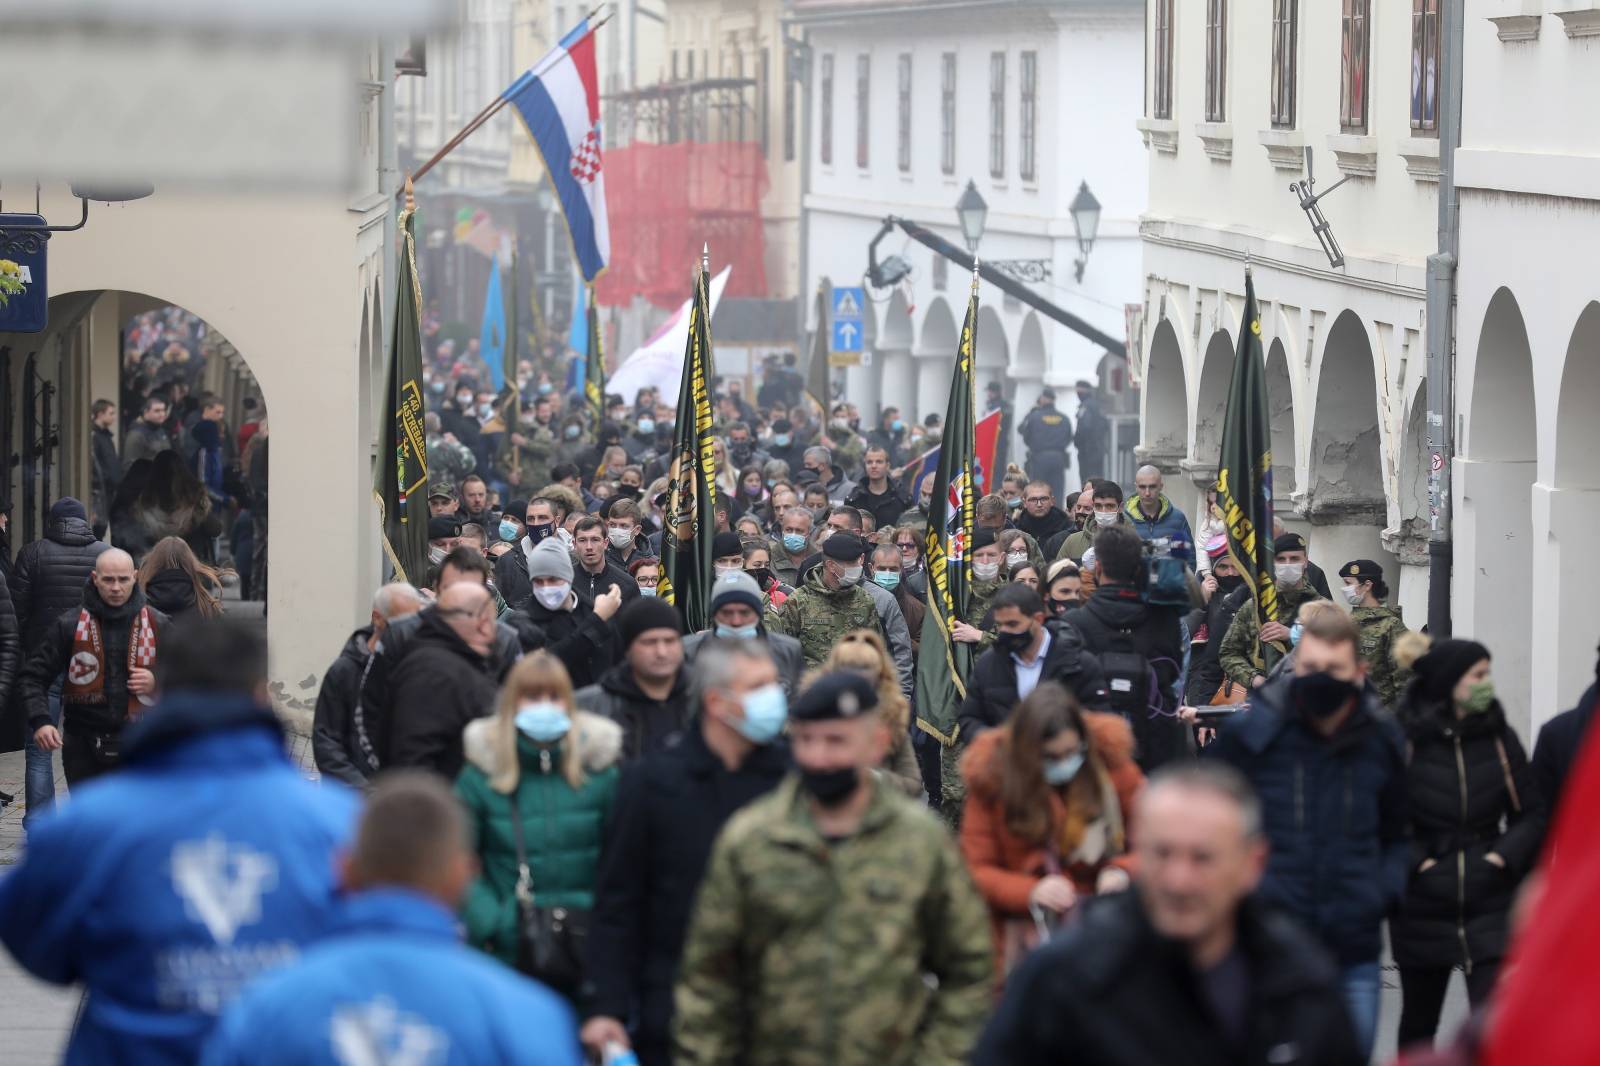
[1006,496,1023,509]
[773,433,791,447]
[873,571,901,591]
[716,622,760,640]
[498,520,519,542]
[1289,622,1303,647]
[428,380,446,395]
[515,700,571,743]
[637,418,656,435]
[732,683,787,744]
[639,585,658,597]
[1043,752,1085,786]
[564,424,581,440]
[536,382,553,395]
[782,532,806,553]
[890,419,905,433]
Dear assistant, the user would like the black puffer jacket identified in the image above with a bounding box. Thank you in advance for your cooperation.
[11,516,110,644]
[19,584,169,734]
[0,570,21,734]
[1390,692,1543,969]
[313,627,374,788]
[386,610,504,778]
[1184,581,1251,705]
[575,663,691,762]
[519,591,618,690]
[1064,586,1190,771]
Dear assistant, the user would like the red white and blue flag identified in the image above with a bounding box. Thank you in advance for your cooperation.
[504,19,610,282]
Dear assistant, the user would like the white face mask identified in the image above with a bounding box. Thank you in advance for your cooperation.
[973,560,1000,581]
[1275,562,1305,586]
[1006,550,1029,568]
[607,527,633,549]
[839,565,864,585]
[533,582,571,610]
[1341,583,1364,606]
[1094,510,1118,527]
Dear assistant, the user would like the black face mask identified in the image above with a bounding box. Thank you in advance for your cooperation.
[730,442,754,463]
[1290,671,1358,720]
[615,485,641,501]
[747,566,773,587]
[993,628,1035,655]
[800,765,861,807]
[1215,573,1245,595]
[1050,597,1076,616]
[526,522,556,545]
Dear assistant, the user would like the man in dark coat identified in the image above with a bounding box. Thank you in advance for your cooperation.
[576,597,690,762]
[519,537,622,689]
[1531,664,1599,826]
[1072,379,1110,482]
[312,583,424,788]
[681,571,805,696]
[582,639,790,1066]
[843,446,910,531]
[573,515,641,604]
[1018,388,1073,500]
[1012,479,1072,546]
[975,762,1363,1066]
[386,582,503,779]
[1204,607,1409,1060]
[89,400,121,529]
[1184,546,1252,706]
[957,584,1110,740]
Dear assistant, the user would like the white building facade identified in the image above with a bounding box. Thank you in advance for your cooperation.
[1136,0,1447,711]
[1451,2,1600,736]
[793,0,1146,474]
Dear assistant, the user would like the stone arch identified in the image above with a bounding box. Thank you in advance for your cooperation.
[917,297,958,357]
[1307,309,1391,583]
[1192,330,1234,469]
[879,287,914,350]
[1140,318,1188,464]
[873,288,914,425]
[1265,339,1297,499]
[1554,302,1600,489]
[1015,312,1046,376]
[972,304,1009,405]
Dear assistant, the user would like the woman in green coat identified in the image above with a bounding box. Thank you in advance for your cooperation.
[455,650,623,970]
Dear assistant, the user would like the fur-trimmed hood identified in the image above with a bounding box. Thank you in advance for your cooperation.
[461,708,623,777]
[962,710,1136,801]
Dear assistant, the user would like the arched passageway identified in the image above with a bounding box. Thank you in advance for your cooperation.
[1141,319,1188,466]
[1265,340,1296,501]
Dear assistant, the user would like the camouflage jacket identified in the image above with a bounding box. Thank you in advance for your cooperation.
[968,576,1007,628]
[1354,604,1410,707]
[497,423,556,492]
[426,432,476,484]
[764,570,882,668]
[1219,582,1318,688]
[673,775,993,1066]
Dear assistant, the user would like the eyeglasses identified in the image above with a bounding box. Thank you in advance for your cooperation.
[1024,496,1051,505]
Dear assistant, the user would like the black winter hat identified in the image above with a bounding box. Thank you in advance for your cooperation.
[712,531,745,559]
[49,497,87,523]
[616,595,682,648]
[1412,639,1491,704]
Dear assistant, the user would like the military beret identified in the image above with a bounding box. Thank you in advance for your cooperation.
[971,528,997,551]
[712,531,745,559]
[1338,559,1383,581]
[428,514,462,541]
[1274,532,1306,555]
[822,533,866,562]
[791,671,879,722]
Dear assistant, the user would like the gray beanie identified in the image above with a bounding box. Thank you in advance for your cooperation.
[528,537,574,582]
[710,569,764,614]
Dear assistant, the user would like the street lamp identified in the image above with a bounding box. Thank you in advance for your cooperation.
[1068,180,1102,283]
[956,180,988,253]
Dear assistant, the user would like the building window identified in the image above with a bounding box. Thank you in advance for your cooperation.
[940,52,957,175]
[1020,51,1038,181]
[989,51,1006,179]
[1411,0,1439,133]
[897,54,913,172]
[1152,0,1174,120]
[820,53,833,165]
[1205,0,1226,122]
[1270,0,1298,128]
[1341,0,1369,132]
[856,54,871,169]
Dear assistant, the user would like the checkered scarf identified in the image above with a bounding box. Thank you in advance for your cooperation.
[63,606,159,720]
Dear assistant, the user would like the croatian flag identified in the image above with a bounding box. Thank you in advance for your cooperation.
[504,20,610,283]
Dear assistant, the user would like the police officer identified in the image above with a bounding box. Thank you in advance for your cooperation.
[1339,560,1411,706]
[763,533,882,669]
[1019,388,1074,501]
[673,671,993,1066]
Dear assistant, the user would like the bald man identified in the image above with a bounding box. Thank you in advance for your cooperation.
[314,583,426,787]
[1127,465,1196,567]
[387,581,505,778]
[19,547,170,796]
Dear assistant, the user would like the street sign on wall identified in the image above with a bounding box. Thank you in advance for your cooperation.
[0,216,49,334]
[831,285,864,353]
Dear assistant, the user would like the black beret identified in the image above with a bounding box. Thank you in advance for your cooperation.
[1274,532,1306,555]
[1338,559,1383,581]
[822,533,866,562]
[971,528,997,551]
[791,671,879,722]
[712,531,745,558]
[428,515,462,540]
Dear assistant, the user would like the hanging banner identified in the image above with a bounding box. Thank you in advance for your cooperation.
[0,217,49,334]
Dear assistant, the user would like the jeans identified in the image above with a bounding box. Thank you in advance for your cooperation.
[22,677,64,830]
[1340,960,1382,1060]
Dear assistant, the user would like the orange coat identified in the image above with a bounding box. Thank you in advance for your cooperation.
[958,712,1144,977]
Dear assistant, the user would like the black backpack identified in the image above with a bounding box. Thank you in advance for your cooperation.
[1076,599,1186,770]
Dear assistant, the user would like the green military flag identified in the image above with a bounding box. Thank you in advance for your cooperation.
[660,252,717,633]
[584,284,605,428]
[805,283,829,414]
[374,197,430,585]
[915,264,981,748]
[1217,270,1280,647]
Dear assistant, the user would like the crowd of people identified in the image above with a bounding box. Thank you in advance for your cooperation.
[0,356,1594,1066]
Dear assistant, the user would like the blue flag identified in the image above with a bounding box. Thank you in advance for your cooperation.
[480,253,506,390]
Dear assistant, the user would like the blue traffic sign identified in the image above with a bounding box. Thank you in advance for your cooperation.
[831,286,864,353]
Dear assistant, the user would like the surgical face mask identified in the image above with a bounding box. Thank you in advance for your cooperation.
[556,527,574,547]
[429,380,446,395]
[732,683,788,744]
[1094,510,1119,528]
[873,570,901,591]
[1289,622,1303,647]
[637,418,655,435]
[515,700,571,742]
[564,424,581,440]
[782,532,807,553]
[973,560,1000,581]
[1461,680,1496,715]
[744,482,763,496]
[536,381,553,395]
[498,520,520,542]
[890,419,905,433]
[1275,561,1306,586]
[1006,550,1029,568]
[639,585,658,597]
[478,402,495,419]
[607,527,634,549]
[533,582,571,611]
[716,621,759,640]
[839,565,864,585]
[715,563,742,576]
[774,433,791,447]
[456,392,473,407]
[1006,497,1023,509]
[1043,752,1085,786]
[428,545,447,565]
[1341,584,1364,606]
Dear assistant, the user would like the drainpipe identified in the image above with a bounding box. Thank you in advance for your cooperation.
[785,18,813,353]
[1425,0,1464,636]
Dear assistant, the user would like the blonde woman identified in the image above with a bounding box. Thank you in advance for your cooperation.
[455,652,623,985]
[808,629,925,799]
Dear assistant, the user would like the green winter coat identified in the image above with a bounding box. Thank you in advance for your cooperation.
[1055,514,1129,563]
[674,775,993,1066]
[764,570,882,668]
[454,711,622,967]
[1354,604,1410,706]
[1218,581,1318,689]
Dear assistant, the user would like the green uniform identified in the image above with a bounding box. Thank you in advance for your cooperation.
[1354,604,1410,706]
[1054,515,1130,563]
[426,432,476,484]
[968,576,1007,625]
[1219,582,1318,688]
[825,427,866,479]
[498,424,556,493]
[673,776,993,1066]
[764,570,882,668]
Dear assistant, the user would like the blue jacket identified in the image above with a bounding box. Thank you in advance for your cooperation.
[1204,674,1411,965]
[0,693,360,1066]
[1122,495,1196,567]
[202,889,582,1066]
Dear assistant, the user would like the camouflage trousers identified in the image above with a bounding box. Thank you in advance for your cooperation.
[939,741,967,830]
